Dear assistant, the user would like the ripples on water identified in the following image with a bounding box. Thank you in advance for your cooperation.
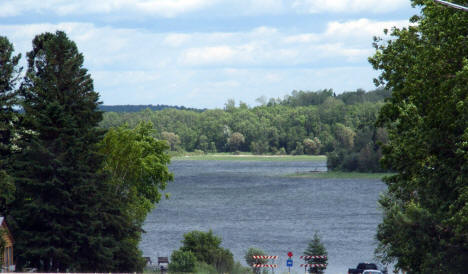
[140,160,386,274]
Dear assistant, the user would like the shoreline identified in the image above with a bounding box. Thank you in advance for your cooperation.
[171,153,326,162]
[286,171,393,179]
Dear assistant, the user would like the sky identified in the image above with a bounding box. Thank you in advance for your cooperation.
[0,0,417,108]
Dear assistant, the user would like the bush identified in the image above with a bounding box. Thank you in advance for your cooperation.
[212,248,234,273]
[244,247,268,274]
[193,261,217,274]
[169,250,197,273]
[179,230,234,273]
[232,261,253,274]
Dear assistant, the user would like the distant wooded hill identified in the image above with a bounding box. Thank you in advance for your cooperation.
[100,88,392,172]
[99,104,206,113]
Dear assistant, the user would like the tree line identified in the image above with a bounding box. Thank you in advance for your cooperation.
[99,104,205,113]
[101,88,391,172]
[0,32,172,272]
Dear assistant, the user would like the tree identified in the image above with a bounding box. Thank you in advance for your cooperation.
[179,230,234,273]
[169,250,197,273]
[0,36,21,216]
[334,123,355,150]
[9,31,122,272]
[303,137,321,155]
[98,121,173,271]
[99,121,173,223]
[369,1,468,272]
[198,134,209,152]
[161,131,181,151]
[0,171,14,216]
[244,247,268,274]
[228,132,245,152]
[303,233,328,274]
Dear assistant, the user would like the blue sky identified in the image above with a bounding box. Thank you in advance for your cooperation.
[0,0,417,108]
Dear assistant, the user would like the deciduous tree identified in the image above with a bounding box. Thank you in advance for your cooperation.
[178,230,234,273]
[228,132,245,152]
[245,247,268,274]
[370,1,468,272]
[99,121,173,223]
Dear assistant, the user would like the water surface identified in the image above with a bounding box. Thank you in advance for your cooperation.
[141,160,386,274]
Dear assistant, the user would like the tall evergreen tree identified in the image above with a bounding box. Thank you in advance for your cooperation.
[8,31,124,272]
[370,1,468,272]
[0,36,21,216]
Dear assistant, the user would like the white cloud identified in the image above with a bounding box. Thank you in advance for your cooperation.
[283,33,319,44]
[0,0,412,19]
[0,0,215,18]
[181,46,236,65]
[0,18,408,107]
[163,34,191,47]
[292,0,408,13]
[244,0,284,14]
[325,18,409,38]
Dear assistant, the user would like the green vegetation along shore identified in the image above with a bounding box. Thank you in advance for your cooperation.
[287,171,392,179]
[171,153,326,162]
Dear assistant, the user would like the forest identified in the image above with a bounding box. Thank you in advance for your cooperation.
[101,88,391,172]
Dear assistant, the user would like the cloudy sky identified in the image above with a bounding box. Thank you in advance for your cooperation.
[0,0,417,108]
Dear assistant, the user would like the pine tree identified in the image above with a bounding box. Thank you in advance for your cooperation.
[8,31,122,272]
[0,36,21,216]
[303,233,328,274]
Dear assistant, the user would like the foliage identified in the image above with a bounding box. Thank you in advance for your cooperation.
[244,247,268,274]
[99,104,204,113]
[0,36,21,216]
[303,232,328,274]
[169,250,197,273]
[0,171,14,216]
[228,132,245,151]
[177,230,234,273]
[231,261,253,274]
[100,88,390,172]
[7,31,142,272]
[99,121,173,224]
[0,228,4,269]
[172,154,325,162]
[303,137,321,155]
[161,131,181,151]
[369,1,468,272]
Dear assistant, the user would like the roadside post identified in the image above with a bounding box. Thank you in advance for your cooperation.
[299,255,327,274]
[252,255,278,274]
[286,252,293,274]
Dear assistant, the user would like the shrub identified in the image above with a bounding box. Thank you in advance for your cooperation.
[244,247,268,274]
[168,250,197,273]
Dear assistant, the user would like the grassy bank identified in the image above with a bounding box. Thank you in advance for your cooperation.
[171,153,326,162]
[286,171,393,179]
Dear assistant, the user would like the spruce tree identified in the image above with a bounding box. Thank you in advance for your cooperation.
[0,36,21,216]
[303,233,328,274]
[9,31,121,272]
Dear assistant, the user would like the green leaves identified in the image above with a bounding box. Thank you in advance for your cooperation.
[175,230,235,273]
[371,0,468,272]
[303,232,328,274]
[99,121,173,224]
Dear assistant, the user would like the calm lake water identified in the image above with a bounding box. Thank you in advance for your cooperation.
[140,160,387,274]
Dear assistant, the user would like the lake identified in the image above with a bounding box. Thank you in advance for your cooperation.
[140,160,387,274]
